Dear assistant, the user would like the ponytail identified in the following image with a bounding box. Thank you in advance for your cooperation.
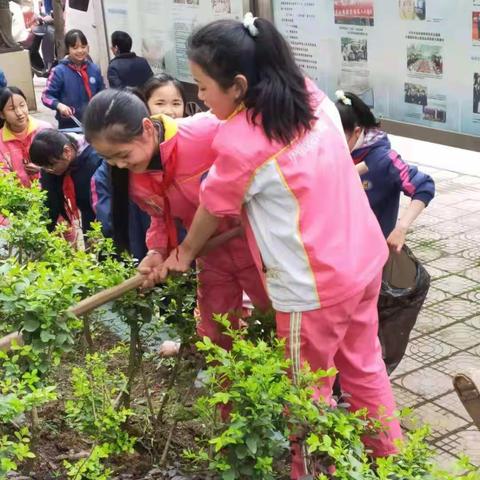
[110,165,130,253]
[188,17,315,145]
[335,91,380,133]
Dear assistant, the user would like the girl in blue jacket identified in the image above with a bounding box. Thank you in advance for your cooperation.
[335,91,435,251]
[42,29,105,129]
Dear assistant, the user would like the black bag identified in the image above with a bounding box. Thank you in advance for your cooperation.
[378,245,430,375]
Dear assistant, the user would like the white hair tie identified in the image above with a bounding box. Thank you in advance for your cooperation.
[335,90,352,106]
[243,12,259,37]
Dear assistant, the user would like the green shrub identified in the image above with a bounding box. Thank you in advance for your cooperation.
[185,316,480,480]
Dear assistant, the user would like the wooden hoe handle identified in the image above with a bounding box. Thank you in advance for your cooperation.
[68,273,145,317]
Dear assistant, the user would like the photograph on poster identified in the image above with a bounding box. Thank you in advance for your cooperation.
[423,106,446,123]
[334,0,374,27]
[474,73,480,113]
[338,69,371,105]
[407,44,443,75]
[341,37,368,64]
[399,0,426,21]
[405,82,428,105]
[142,39,166,72]
[473,12,480,42]
[212,0,231,14]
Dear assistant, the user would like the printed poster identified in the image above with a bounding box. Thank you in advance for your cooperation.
[272,1,326,84]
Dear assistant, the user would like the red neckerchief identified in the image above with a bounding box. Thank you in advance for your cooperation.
[68,62,92,99]
[161,143,178,254]
[62,174,80,223]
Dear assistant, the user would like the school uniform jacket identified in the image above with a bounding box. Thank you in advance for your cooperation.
[199,80,389,312]
[352,130,435,238]
[128,112,222,254]
[42,58,105,129]
[129,112,259,277]
[0,117,51,187]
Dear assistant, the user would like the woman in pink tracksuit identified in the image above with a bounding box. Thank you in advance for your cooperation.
[159,15,402,477]
[0,86,51,187]
[82,89,269,349]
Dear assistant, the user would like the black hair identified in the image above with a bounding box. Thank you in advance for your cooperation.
[124,86,147,105]
[83,89,160,253]
[187,18,315,145]
[65,29,88,52]
[335,92,380,134]
[0,86,27,112]
[109,165,130,253]
[83,89,149,144]
[111,30,132,54]
[143,73,187,113]
[29,129,78,167]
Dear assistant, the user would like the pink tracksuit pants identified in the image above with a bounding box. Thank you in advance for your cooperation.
[276,273,402,479]
[195,235,270,349]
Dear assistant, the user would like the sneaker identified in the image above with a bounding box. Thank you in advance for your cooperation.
[453,370,480,429]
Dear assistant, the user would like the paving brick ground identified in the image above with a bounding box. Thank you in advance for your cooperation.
[394,167,480,467]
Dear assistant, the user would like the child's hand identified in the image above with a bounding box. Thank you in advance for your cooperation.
[57,103,74,118]
[138,250,164,289]
[157,245,194,283]
[356,161,369,176]
[24,162,40,176]
[386,225,407,253]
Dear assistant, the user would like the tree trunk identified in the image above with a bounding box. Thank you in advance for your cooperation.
[53,0,65,60]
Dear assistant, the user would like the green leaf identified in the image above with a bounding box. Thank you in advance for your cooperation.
[23,318,40,333]
[40,330,55,343]
[235,445,249,460]
[222,470,236,480]
[246,436,257,455]
[55,333,68,346]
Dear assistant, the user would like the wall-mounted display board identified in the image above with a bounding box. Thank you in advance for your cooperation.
[272,0,480,139]
[102,0,246,82]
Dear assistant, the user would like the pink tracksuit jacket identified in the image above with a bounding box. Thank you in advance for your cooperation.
[0,117,51,187]
[129,113,269,346]
[200,81,388,312]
